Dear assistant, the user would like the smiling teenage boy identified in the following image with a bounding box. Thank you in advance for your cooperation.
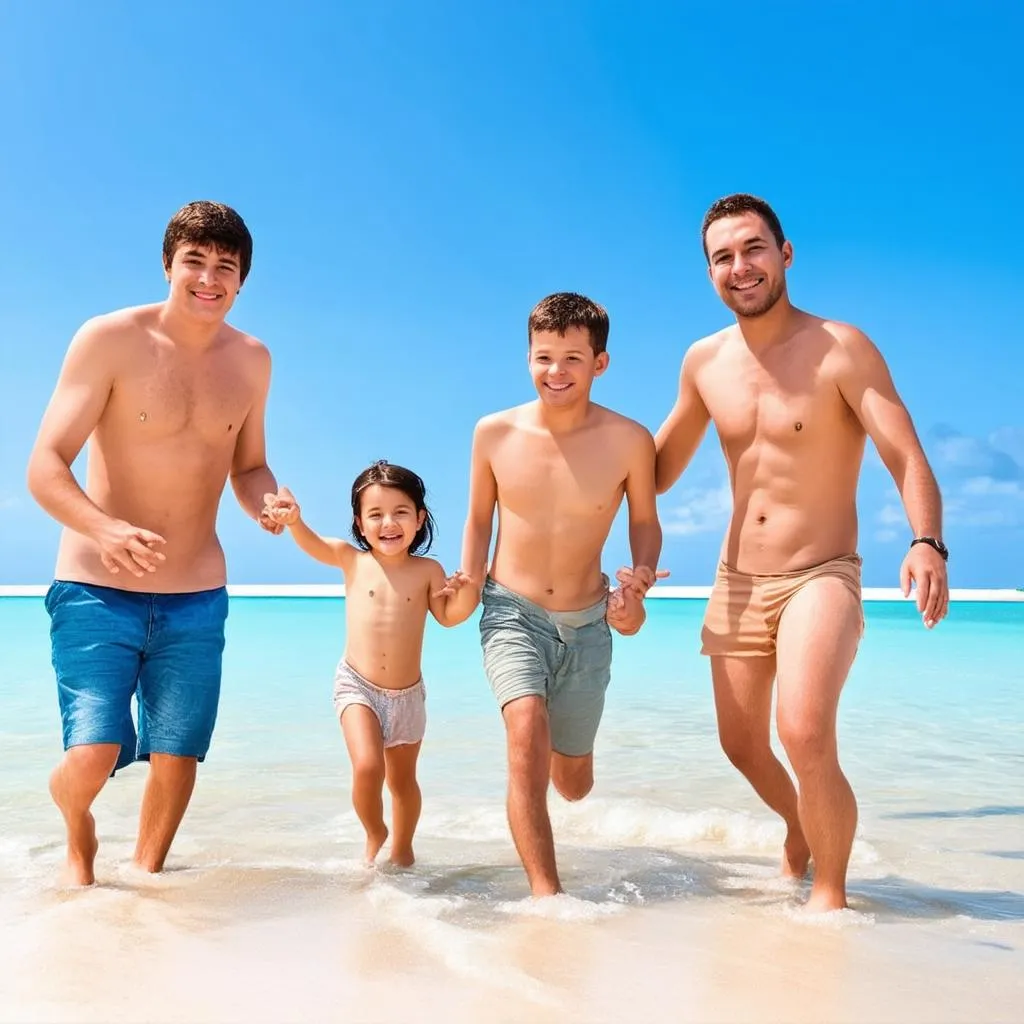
[27,200,286,886]
[460,291,665,896]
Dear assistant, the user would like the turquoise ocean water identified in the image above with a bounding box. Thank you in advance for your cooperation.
[1,596,1022,1022]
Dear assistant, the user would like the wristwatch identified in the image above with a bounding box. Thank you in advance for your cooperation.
[910,536,948,561]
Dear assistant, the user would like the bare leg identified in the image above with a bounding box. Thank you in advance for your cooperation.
[775,579,862,912]
[49,743,120,886]
[550,751,594,802]
[503,696,560,896]
[384,742,422,867]
[133,754,197,872]
[340,706,388,863]
[711,655,810,877]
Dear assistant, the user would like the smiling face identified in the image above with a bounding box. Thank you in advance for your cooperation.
[705,212,793,319]
[355,484,426,558]
[528,325,609,407]
[165,243,243,322]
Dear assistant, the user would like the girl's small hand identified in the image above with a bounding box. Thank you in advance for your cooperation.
[262,486,301,527]
[432,569,474,598]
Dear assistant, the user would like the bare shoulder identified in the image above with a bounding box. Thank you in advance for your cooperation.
[219,325,272,390]
[65,304,163,370]
[473,405,526,442]
[688,327,731,364]
[817,317,886,372]
[591,404,655,451]
[414,555,447,581]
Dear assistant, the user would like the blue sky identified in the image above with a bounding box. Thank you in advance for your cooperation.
[1,2,1021,587]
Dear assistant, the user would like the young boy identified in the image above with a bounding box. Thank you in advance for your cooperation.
[460,292,665,896]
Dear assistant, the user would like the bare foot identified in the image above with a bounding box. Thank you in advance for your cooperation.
[804,885,848,913]
[49,769,99,887]
[365,825,389,864]
[782,828,811,879]
[389,846,415,868]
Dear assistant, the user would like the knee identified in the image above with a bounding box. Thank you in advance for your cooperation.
[352,758,385,790]
[777,716,836,774]
[386,772,420,800]
[63,743,120,784]
[550,753,594,802]
[718,727,768,774]
[552,773,593,802]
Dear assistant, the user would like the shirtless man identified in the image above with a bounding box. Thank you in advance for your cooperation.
[461,292,665,897]
[27,200,283,886]
[654,193,949,911]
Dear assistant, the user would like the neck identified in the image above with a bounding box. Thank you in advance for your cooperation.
[533,397,593,434]
[734,293,799,350]
[157,301,224,349]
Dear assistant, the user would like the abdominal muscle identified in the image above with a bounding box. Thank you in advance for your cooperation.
[720,443,863,573]
[54,434,234,594]
[490,512,614,611]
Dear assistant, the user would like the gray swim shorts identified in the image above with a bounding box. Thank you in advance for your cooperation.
[332,660,426,748]
[479,577,612,758]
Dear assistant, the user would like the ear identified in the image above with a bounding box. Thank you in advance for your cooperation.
[781,240,794,269]
[416,509,426,530]
[593,352,610,377]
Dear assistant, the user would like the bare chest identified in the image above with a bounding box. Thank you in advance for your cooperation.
[494,432,626,518]
[347,562,428,622]
[701,357,849,452]
[109,348,254,445]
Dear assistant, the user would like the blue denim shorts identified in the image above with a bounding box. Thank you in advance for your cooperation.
[45,580,229,774]
[479,577,612,757]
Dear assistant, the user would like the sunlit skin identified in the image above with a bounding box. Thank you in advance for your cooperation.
[264,482,476,867]
[27,240,284,887]
[460,322,665,897]
[655,208,948,912]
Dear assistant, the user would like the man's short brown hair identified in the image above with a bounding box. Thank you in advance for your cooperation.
[163,201,254,283]
[527,292,610,355]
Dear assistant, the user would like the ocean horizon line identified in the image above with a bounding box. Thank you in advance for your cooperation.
[1,584,1021,602]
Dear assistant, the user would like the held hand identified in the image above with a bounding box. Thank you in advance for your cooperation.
[606,583,646,636]
[93,519,167,578]
[432,569,475,599]
[899,544,949,629]
[615,565,670,599]
[260,486,299,534]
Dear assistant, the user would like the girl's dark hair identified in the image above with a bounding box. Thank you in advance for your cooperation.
[350,460,436,555]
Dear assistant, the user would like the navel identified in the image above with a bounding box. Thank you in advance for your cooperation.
[794,422,803,432]
[757,514,767,525]
[369,589,374,598]
[139,411,148,423]
[227,423,233,432]
[545,587,554,595]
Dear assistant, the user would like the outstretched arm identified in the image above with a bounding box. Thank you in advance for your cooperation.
[231,343,281,534]
[26,319,166,577]
[654,346,711,494]
[835,325,948,627]
[263,488,355,571]
[460,420,498,588]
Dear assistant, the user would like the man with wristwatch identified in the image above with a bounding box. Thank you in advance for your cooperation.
[654,193,949,913]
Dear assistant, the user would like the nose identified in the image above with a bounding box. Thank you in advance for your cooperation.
[731,252,754,275]
[197,264,216,285]
[548,361,566,376]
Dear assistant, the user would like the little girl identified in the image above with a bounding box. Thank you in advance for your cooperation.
[263,460,477,866]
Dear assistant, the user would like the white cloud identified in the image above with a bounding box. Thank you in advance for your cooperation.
[874,528,898,543]
[877,503,904,526]
[662,483,732,536]
[0,494,18,510]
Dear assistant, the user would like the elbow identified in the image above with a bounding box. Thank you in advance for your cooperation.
[26,448,51,505]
